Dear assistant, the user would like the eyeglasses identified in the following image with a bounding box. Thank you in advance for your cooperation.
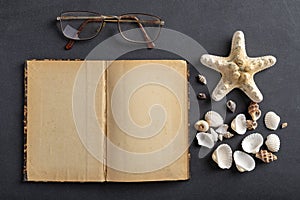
[56,11,165,50]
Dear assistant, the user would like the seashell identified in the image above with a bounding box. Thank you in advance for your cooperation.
[233,151,255,172]
[223,132,234,139]
[248,102,261,121]
[226,100,236,113]
[197,74,207,85]
[212,144,233,169]
[197,93,207,100]
[242,133,264,154]
[281,122,288,129]
[255,149,277,163]
[205,111,224,127]
[216,124,228,135]
[231,114,247,135]
[210,128,218,142]
[264,111,280,130]
[218,134,223,141]
[265,134,280,152]
[246,120,258,130]
[194,120,209,132]
[196,132,214,148]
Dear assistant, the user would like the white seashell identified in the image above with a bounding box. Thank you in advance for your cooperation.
[233,151,255,172]
[210,128,218,142]
[212,144,233,169]
[194,120,209,132]
[218,134,223,141]
[265,134,280,152]
[265,111,280,130]
[242,133,264,154]
[216,124,229,135]
[226,100,236,113]
[196,132,214,148]
[231,114,247,135]
[205,111,224,127]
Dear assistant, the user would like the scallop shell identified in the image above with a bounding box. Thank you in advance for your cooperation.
[248,102,261,121]
[210,128,218,142]
[205,111,224,127]
[265,134,280,152]
[241,133,264,154]
[226,100,236,113]
[212,144,233,169]
[216,124,229,135]
[196,132,214,148]
[255,149,277,163]
[233,151,256,172]
[194,120,209,132]
[265,111,280,130]
[231,114,247,135]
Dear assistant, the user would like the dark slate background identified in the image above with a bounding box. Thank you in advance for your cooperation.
[0,0,299,199]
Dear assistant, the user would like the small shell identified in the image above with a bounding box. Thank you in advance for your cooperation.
[248,102,261,121]
[233,151,255,172]
[196,132,214,148]
[205,111,224,127]
[212,144,233,169]
[265,134,280,152]
[255,149,277,163]
[197,93,207,100]
[231,114,247,135]
[246,120,258,130]
[281,122,288,129]
[218,134,223,141]
[197,74,207,85]
[242,133,264,154]
[265,111,280,130]
[210,128,218,142]
[194,120,209,132]
[223,132,234,139]
[226,100,236,113]
[216,124,229,135]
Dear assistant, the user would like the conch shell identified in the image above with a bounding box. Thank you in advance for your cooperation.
[248,102,261,121]
[255,150,277,163]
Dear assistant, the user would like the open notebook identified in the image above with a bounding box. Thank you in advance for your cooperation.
[24,60,189,182]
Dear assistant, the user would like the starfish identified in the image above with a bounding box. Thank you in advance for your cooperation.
[200,31,276,103]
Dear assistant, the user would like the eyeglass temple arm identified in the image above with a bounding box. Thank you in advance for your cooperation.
[64,18,103,50]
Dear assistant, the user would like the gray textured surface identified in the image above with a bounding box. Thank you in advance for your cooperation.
[0,0,300,199]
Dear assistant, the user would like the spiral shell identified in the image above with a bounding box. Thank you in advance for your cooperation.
[242,133,264,154]
[264,111,280,130]
[223,132,234,139]
[265,134,280,152]
[197,74,207,85]
[194,120,209,132]
[233,151,255,172]
[226,100,236,113]
[246,120,258,130]
[248,102,261,121]
[205,111,224,127]
[212,144,233,169]
[255,150,277,163]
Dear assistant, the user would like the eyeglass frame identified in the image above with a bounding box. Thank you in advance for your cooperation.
[56,11,165,50]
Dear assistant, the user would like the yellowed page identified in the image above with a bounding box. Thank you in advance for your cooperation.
[106,60,189,182]
[25,60,107,182]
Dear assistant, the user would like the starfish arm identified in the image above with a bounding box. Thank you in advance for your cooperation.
[248,55,277,73]
[211,79,236,101]
[230,31,247,57]
[240,78,263,103]
[200,54,228,72]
